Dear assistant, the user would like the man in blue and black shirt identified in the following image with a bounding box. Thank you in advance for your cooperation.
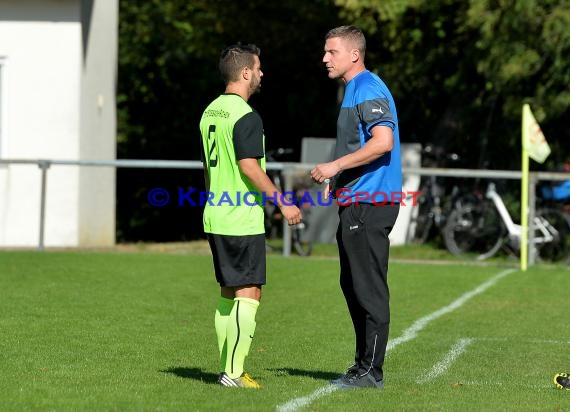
[311,25,402,389]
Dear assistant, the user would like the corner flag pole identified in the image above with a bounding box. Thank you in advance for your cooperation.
[520,105,529,271]
[520,103,551,271]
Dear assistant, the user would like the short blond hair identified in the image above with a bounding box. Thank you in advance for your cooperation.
[325,25,366,57]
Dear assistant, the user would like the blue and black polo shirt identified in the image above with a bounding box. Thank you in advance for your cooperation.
[333,70,402,204]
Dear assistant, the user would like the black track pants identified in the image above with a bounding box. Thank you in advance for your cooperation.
[337,203,399,381]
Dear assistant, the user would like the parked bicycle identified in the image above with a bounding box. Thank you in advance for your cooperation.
[538,162,570,216]
[409,144,465,244]
[265,148,313,256]
[443,182,570,262]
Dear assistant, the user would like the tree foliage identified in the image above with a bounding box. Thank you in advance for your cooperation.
[116,0,342,241]
[117,0,570,241]
[335,0,570,168]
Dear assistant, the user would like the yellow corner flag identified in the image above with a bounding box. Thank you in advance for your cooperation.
[522,104,551,163]
[520,104,551,271]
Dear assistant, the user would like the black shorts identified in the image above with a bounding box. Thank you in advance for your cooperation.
[207,233,266,287]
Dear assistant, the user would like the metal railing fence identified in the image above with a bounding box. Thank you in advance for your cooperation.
[0,158,568,263]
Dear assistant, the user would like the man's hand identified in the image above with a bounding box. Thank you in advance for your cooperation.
[279,204,302,226]
[311,161,341,183]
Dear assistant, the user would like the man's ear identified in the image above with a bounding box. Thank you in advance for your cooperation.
[351,49,360,63]
[241,67,250,80]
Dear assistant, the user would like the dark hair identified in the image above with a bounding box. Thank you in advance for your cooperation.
[325,25,366,56]
[219,43,261,84]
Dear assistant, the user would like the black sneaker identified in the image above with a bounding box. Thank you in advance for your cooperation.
[331,364,359,385]
[554,372,570,390]
[333,372,384,390]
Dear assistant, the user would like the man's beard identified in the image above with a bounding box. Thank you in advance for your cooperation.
[250,78,261,94]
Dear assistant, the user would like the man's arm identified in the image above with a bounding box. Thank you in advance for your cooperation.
[238,158,302,225]
[311,125,393,183]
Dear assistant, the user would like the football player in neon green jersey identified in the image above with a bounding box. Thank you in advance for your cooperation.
[199,43,301,388]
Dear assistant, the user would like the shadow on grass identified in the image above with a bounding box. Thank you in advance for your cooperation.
[268,367,339,382]
[161,367,218,384]
[162,366,340,384]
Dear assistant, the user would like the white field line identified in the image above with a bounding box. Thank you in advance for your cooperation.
[276,384,338,412]
[415,336,570,386]
[416,338,474,384]
[276,268,516,412]
[386,268,515,352]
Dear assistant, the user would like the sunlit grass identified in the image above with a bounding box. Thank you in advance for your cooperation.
[0,250,568,411]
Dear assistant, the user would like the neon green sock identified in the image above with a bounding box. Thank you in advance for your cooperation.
[214,297,235,371]
[225,297,259,379]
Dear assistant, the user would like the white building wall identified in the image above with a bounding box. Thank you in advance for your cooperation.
[0,0,117,247]
[78,0,117,246]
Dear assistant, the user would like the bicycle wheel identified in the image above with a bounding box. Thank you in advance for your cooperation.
[443,200,506,260]
[291,222,312,256]
[534,208,570,263]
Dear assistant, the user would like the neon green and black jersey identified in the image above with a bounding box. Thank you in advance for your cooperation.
[199,93,266,235]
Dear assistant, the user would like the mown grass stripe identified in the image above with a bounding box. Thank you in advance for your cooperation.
[276,268,515,412]
[387,268,515,352]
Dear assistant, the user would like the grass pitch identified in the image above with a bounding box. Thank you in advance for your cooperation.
[0,248,569,411]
